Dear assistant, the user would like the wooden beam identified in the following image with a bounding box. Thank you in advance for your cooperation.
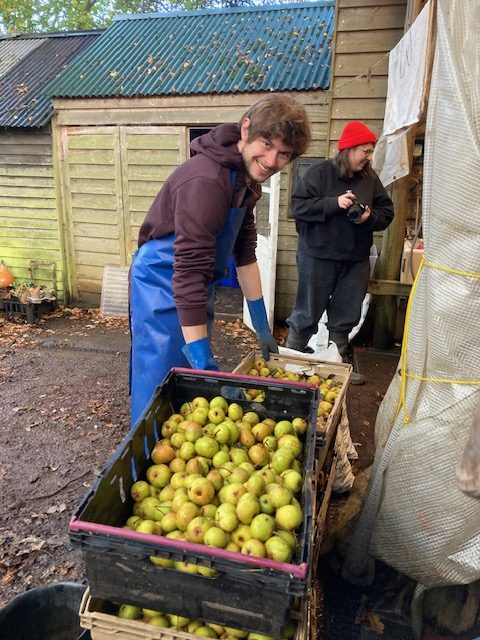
[368,279,411,296]
[373,130,416,348]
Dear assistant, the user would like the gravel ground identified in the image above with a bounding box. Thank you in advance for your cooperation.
[3,293,470,640]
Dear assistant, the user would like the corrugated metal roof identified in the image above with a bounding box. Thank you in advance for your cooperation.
[0,37,47,79]
[0,32,101,128]
[46,2,334,99]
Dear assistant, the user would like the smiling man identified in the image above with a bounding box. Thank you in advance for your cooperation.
[285,121,394,384]
[129,94,311,426]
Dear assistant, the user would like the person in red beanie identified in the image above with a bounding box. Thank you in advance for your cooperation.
[285,121,394,384]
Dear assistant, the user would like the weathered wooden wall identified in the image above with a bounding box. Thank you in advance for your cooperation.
[328,0,407,153]
[52,91,329,306]
[274,0,408,321]
[0,127,64,299]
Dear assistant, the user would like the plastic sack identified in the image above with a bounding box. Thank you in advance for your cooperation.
[279,343,342,364]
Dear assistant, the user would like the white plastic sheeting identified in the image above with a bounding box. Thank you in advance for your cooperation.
[343,0,480,590]
[372,0,432,187]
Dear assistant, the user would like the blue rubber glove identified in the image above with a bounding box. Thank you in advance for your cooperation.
[182,337,219,371]
[247,297,279,361]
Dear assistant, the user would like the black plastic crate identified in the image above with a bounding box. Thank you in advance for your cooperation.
[70,369,319,638]
[2,299,55,324]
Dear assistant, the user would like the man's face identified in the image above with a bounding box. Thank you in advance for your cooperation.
[237,118,293,183]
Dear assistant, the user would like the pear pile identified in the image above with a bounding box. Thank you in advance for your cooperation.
[124,395,310,568]
[116,603,297,640]
[245,358,342,425]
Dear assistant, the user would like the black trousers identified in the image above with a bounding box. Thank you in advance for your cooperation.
[287,253,370,340]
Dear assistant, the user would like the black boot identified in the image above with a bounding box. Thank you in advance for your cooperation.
[285,329,310,352]
[329,332,365,385]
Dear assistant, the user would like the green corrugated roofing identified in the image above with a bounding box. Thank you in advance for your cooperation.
[0,31,102,127]
[0,36,47,80]
[46,2,334,98]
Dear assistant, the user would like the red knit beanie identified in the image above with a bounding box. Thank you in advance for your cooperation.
[337,121,377,150]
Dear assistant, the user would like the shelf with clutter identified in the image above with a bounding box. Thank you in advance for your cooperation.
[0,260,57,324]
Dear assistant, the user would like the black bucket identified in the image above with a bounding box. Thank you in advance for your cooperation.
[0,581,90,640]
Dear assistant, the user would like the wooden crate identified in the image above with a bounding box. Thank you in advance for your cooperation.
[232,351,351,450]
[79,586,313,640]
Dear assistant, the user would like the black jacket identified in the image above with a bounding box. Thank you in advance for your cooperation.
[292,158,394,260]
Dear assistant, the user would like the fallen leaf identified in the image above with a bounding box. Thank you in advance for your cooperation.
[355,609,385,635]
[366,611,385,634]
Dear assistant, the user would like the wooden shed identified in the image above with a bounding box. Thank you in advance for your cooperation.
[0,31,101,300]
[45,0,412,325]
[46,2,335,310]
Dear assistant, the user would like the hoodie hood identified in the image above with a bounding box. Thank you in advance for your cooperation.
[190,123,245,170]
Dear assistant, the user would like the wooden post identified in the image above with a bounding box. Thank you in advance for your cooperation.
[373,131,416,349]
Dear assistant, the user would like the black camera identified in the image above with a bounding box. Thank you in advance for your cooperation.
[347,202,366,224]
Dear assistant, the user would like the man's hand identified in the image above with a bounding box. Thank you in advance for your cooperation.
[247,297,279,361]
[182,338,219,371]
[258,334,279,361]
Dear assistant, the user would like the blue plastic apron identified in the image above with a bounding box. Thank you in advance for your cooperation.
[129,170,247,426]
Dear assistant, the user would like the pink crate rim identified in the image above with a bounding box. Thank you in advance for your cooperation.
[69,517,308,580]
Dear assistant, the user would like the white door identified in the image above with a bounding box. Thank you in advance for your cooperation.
[243,172,280,331]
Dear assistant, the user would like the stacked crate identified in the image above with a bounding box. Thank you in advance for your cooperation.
[73,365,347,640]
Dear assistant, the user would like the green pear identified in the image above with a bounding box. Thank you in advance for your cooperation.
[275,503,303,531]
[130,480,150,502]
[118,604,142,620]
[265,535,292,563]
[195,626,218,638]
[204,526,229,548]
[271,448,294,474]
[215,503,239,532]
[250,513,275,542]
[209,396,228,412]
[236,493,260,524]
[241,538,267,557]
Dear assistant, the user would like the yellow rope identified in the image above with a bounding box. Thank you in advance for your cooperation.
[394,256,480,424]
[423,259,480,280]
[406,373,480,385]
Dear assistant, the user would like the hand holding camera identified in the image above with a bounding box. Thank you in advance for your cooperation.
[347,201,366,223]
[344,190,369,224]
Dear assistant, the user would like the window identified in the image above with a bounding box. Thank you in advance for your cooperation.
[290,157,323,217]
[291,157,324,191]
[188,127,212,157]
